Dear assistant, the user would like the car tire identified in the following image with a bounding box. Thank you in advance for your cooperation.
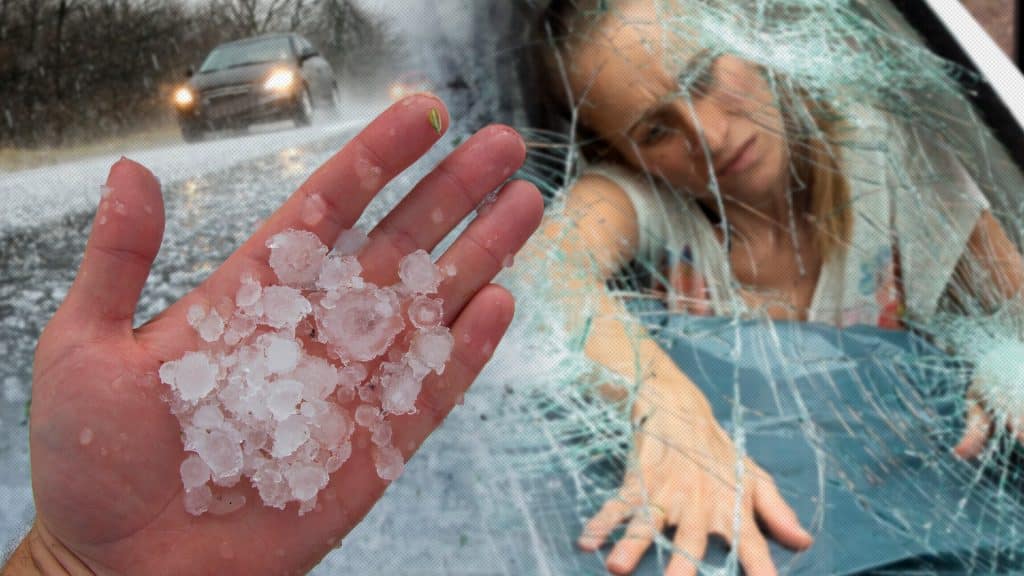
[294,87,313,127]
[329,83,342,112]
[181,123,204,143]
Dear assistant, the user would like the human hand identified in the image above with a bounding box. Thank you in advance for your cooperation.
[578,380,813,576]
[24,95,543,575]
[954,379,1024,459]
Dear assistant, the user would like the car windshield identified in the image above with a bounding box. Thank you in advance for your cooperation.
[199,37,291,73]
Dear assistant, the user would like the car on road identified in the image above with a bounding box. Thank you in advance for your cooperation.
[388,71,433,102]
[171,33,338,142]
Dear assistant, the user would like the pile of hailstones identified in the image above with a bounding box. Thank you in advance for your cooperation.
[158,227,455,516]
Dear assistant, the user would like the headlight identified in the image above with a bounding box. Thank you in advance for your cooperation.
[264,69,296,92]
[173,86,194,107]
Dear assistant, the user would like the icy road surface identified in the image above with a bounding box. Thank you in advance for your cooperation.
[0,116,368,232]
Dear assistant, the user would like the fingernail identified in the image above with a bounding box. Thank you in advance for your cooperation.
[428,108,443,135]
[492,125,525,152]
[607,553,629,571]
[400,92,436,108]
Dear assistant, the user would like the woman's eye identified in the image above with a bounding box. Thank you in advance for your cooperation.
[642,124,669,145]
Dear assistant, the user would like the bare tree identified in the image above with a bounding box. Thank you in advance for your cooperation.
[311,0,404,87]
[289,0,309,31]
[217,0,295,36]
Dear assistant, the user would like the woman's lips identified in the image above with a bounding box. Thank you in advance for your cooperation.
[718,134,759,178]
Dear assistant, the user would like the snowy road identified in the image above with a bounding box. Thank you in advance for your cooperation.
[0,112,380,232]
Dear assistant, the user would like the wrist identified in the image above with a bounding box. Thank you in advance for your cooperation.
[2,530,36,576]
[4,521,93,576]
[632,375,713,423]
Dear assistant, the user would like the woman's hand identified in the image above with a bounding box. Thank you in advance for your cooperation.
[578,380,813,576]
[954,380,1024,459]
[24,95,543,576]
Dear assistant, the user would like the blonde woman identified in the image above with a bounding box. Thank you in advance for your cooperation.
[525,1,1024,574]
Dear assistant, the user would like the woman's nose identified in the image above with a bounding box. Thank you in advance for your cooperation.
[681,99,731,169]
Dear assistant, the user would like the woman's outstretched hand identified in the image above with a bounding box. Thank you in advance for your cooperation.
[954,379,1024,459]
[18,95,543,576]
[578,379,814,576]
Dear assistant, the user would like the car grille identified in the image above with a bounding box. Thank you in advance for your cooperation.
[202,85,254,118]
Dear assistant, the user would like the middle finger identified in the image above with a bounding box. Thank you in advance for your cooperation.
[607,506,667,575]
[358,124,525,287]
[665,505,709,576]
[198,94,449,305]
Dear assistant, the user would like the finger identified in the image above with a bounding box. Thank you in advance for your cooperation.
[954,401,993,459]
[315,284,513,547]
[692,272,712,316]
[387,284,514,459]
[358,124,525,286]
[737,522,778,576]
[579,498,633,551]
[60,158,164,334]
[752,468,813,550]
[606,510,664,575]
[664,515,709,576]
[434,179,544,324]
[200,94,448,301]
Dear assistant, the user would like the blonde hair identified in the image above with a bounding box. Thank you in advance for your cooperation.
[799,104,853,262]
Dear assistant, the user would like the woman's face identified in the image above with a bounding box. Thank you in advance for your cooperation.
[567,0,791,204]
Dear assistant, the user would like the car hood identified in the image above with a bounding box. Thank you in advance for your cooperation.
[190,61,292,92]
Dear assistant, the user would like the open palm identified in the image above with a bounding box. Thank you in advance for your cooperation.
[28,95,543,576]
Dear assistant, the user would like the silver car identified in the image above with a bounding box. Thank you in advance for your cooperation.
[171,34,338,141]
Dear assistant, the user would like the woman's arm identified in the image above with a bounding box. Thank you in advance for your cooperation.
[951,210,1024,310]
[537,174,811,576]
[951,210,1024,457]
[540,174,710,412]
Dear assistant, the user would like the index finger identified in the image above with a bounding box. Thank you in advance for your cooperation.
[954,401,993,459]
[751,467,813,550]
[204,94,449,300]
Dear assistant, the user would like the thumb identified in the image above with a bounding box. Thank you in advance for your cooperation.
[953,400,992,460]
[60,158,165,334]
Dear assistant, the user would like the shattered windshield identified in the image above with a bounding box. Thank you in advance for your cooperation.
[479,1,1024,574]
[200,37,293,73]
